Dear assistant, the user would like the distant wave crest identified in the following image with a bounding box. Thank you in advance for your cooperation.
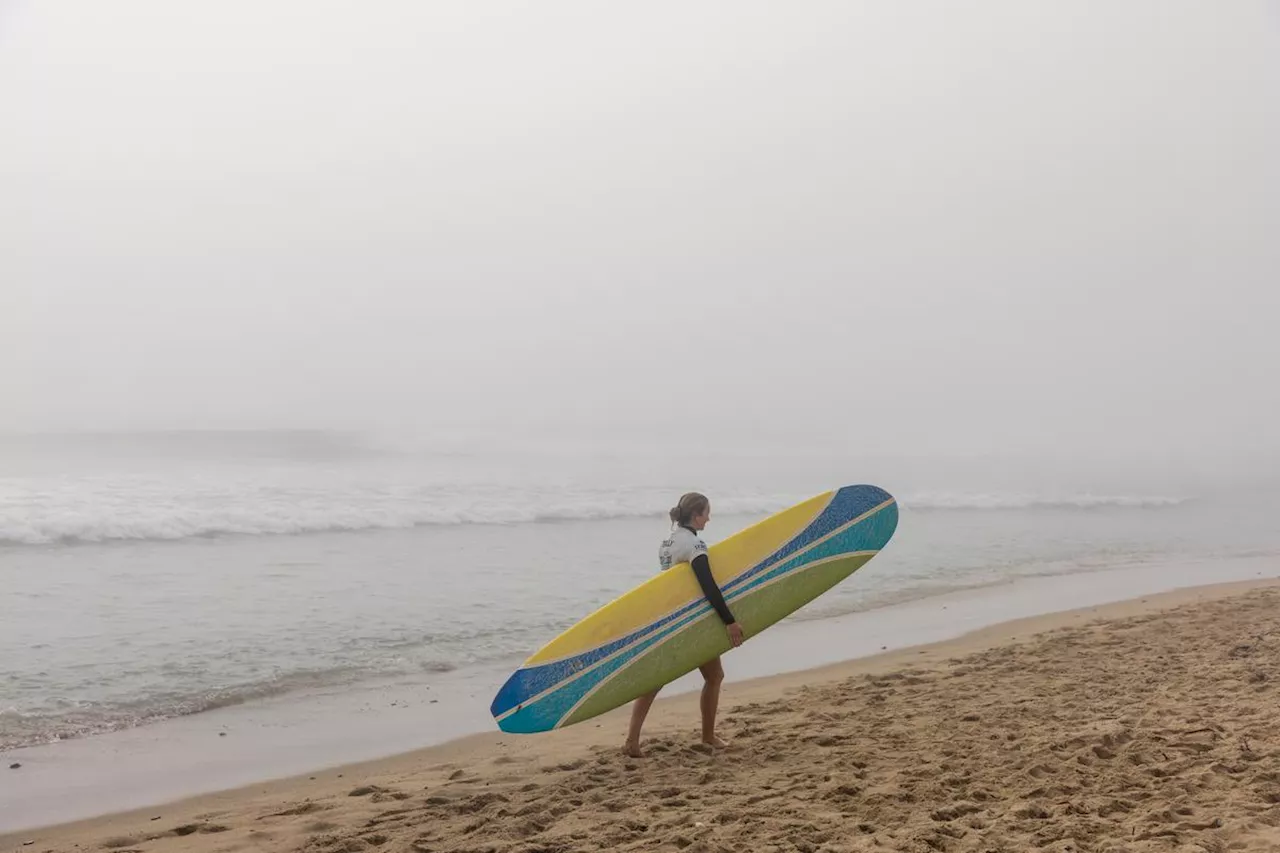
[904,493,1190,511]
[0,487,1190,546]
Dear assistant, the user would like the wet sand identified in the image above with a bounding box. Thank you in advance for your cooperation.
[5,576,1280,852]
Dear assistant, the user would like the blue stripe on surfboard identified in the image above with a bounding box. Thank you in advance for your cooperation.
[494,493,897,733]
[719,485,891,597]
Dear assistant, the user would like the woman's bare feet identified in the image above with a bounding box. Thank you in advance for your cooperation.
[623,740,644,758]
[703,734,730,749]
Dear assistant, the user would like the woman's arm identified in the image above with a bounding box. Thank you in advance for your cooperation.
[690,553,735,625]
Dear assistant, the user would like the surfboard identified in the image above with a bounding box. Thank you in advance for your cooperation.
[489,484,898,734]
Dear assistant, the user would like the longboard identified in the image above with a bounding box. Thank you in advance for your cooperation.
[490,484,899,733]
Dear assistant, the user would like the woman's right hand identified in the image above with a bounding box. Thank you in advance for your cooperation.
[726,622,745,648]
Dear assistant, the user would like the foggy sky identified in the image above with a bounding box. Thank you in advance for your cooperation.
[3,1,1278,466]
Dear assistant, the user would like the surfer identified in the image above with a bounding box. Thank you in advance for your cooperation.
[624,492,745,758]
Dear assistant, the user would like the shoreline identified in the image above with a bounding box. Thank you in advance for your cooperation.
[4,570,1279,849]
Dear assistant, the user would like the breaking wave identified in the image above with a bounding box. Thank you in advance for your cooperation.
[0,486,1190,546]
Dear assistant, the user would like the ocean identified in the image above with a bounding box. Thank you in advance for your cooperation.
[3,430,1279,755]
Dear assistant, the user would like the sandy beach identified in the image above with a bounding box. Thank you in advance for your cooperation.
[8,0,1278,848]
[4,576,1279,852]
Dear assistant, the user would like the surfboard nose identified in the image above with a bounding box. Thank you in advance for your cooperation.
[489,669,525,722]
[493,702,540,734]
[491,662,567,733]
[491,667,569,733]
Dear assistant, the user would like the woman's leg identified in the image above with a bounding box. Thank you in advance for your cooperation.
[698,656,728,748]
[624,687,661,757]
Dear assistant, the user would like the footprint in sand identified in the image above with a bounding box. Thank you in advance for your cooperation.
[348,785,387,797]
[262,801,329,818]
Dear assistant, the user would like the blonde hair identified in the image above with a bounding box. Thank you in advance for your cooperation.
[669,492,709,526]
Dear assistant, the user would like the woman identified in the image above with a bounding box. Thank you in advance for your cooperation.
[624,492,745,758]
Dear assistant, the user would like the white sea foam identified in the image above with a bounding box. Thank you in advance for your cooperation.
[0,479,1190,546]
